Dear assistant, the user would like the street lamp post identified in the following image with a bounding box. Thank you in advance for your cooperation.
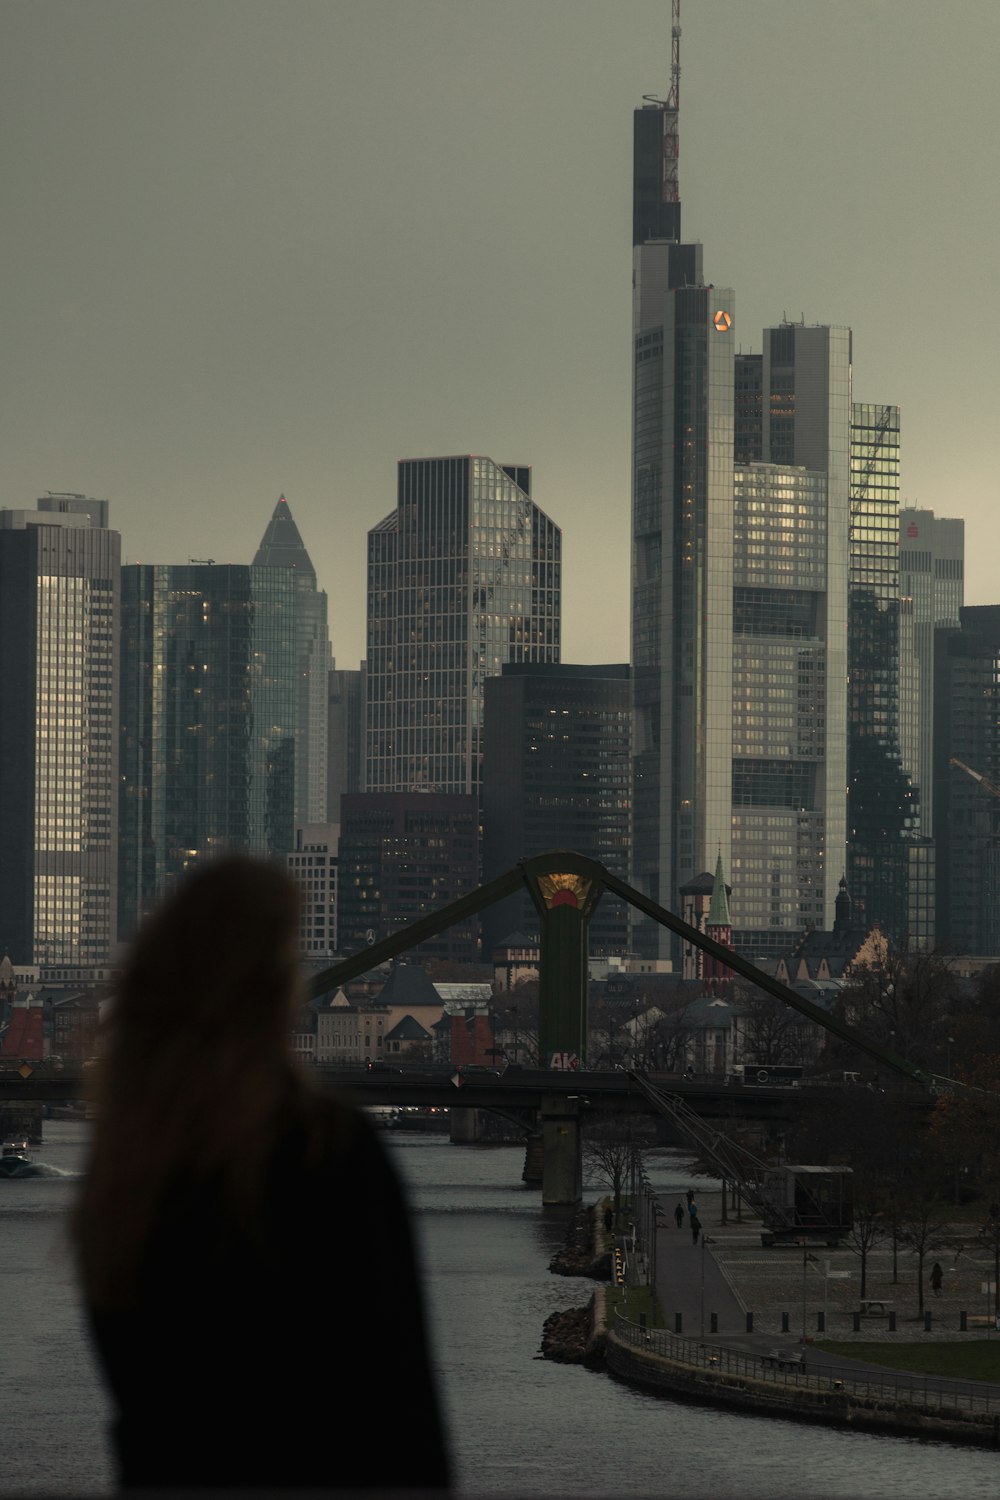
[700,1234,716,1337]
[801,1247,817,1337]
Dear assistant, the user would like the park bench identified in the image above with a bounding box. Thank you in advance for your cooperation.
[858,1298,894,1316]
[760,1349,806,1373]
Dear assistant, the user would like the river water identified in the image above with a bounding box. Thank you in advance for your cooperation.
[2,1119,998,1496]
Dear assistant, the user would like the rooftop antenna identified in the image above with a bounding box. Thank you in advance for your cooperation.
[662,0,681,205]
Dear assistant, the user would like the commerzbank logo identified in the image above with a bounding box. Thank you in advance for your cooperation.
[713,309,732,332]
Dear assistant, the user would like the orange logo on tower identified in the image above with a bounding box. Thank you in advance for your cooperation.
[713,309,731,332]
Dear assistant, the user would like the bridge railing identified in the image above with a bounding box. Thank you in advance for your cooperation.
[613,1312,997,1416]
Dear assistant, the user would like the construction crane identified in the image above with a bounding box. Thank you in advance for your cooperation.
[849,404,893,543]
[629,1072,853,1246]
[949,757,1000,800]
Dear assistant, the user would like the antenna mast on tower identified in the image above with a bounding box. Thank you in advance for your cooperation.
[662,0,681,204]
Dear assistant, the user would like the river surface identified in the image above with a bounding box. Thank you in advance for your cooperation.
[2,1119,998,1496]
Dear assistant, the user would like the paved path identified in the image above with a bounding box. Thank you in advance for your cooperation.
[642,1187,1000,1402]
[653,1211,745,1337]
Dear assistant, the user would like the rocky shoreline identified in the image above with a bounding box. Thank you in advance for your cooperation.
[541,1203,608,1368]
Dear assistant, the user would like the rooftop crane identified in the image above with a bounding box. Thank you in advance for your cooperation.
[949,757,1000,800]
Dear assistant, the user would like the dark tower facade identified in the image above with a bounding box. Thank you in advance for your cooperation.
[847,404,926,944]
[934,606,1000,955]
[481,663,631,956]
[630,34,736,958]
[118,564,298,939]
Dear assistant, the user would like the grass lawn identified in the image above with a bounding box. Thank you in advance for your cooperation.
[606,1285,663,1329]
[815,1340,1000,1383]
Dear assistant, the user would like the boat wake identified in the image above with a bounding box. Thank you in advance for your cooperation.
[0,1162,81,1181]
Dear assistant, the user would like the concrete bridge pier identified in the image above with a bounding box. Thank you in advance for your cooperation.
[541,1094,582,1205]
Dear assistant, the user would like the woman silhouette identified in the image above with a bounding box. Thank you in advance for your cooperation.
[75,857,449,1490]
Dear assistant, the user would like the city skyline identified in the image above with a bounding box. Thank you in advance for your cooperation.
[3,1,997,669]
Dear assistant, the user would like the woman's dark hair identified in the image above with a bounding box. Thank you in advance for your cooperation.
[76,857,303,1308]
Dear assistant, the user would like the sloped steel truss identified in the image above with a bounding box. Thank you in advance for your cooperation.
[308,850,936,1091]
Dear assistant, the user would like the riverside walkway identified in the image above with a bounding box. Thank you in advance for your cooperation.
[642,1186,1000,1408]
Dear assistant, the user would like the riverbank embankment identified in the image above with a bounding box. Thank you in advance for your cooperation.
[545,1193,1000,1446]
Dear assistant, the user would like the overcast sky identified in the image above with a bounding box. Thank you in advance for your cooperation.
[3,0,997,668]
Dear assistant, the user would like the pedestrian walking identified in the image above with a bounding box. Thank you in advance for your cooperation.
[931,1262,943,1297]
[685,1188,694,1208]
[691,1216,701,1246]
[674,1202,684,1229]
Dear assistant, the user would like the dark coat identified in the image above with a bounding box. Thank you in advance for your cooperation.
[86,1101,450,1491]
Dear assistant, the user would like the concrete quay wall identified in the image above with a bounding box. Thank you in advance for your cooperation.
[604,1322,1000,1448]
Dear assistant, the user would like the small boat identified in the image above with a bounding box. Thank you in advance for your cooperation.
[0,1139,35,1178]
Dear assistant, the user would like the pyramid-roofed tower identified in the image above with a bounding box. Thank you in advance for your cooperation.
[252,495,330,825]
[707,852,733,928]
[253,495,317,586]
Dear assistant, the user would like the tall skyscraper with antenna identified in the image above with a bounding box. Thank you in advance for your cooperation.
[630,2,736,958]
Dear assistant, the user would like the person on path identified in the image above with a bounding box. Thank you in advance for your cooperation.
[931,1262,943,1297]
[686,1188,694,1207]
[691,1215,701,1245]
[74,857,450,1492]
[674,1202,684,1229]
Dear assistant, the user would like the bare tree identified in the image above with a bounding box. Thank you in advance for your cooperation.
[847,1189,885,1299]
[493,981,540,1066]
[841,942,959,1069]
[582,1113,643,1227]
[897,1187,952,1317]
[643,1003,696,1073]
[736,985,802,1066]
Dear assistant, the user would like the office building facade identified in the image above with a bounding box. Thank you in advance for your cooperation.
[328,664,366,812]
[0,504,120,964]
[729,462,839,956]
[481,663,631,955]
[253,496,330,825]
[337,792,479,963]
[366,456,561,797]
[287,823,339,959]
[631,93,735,956]
[933,606,1000,955]
[847,404,928,944]
[899,507,965,831]
[118,564,298,938]
[725,325,853,953]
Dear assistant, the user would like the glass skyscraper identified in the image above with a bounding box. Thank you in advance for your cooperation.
[727,324,851,955]
[934,606,1000,955]
[252,495,331,826]
[847,403,926,944]
[118,564,297,938]
[0,504,120,964]
[899,507,964,831]
[631,96,735,958]
[730,463,835,954]
[366,456,561,797]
